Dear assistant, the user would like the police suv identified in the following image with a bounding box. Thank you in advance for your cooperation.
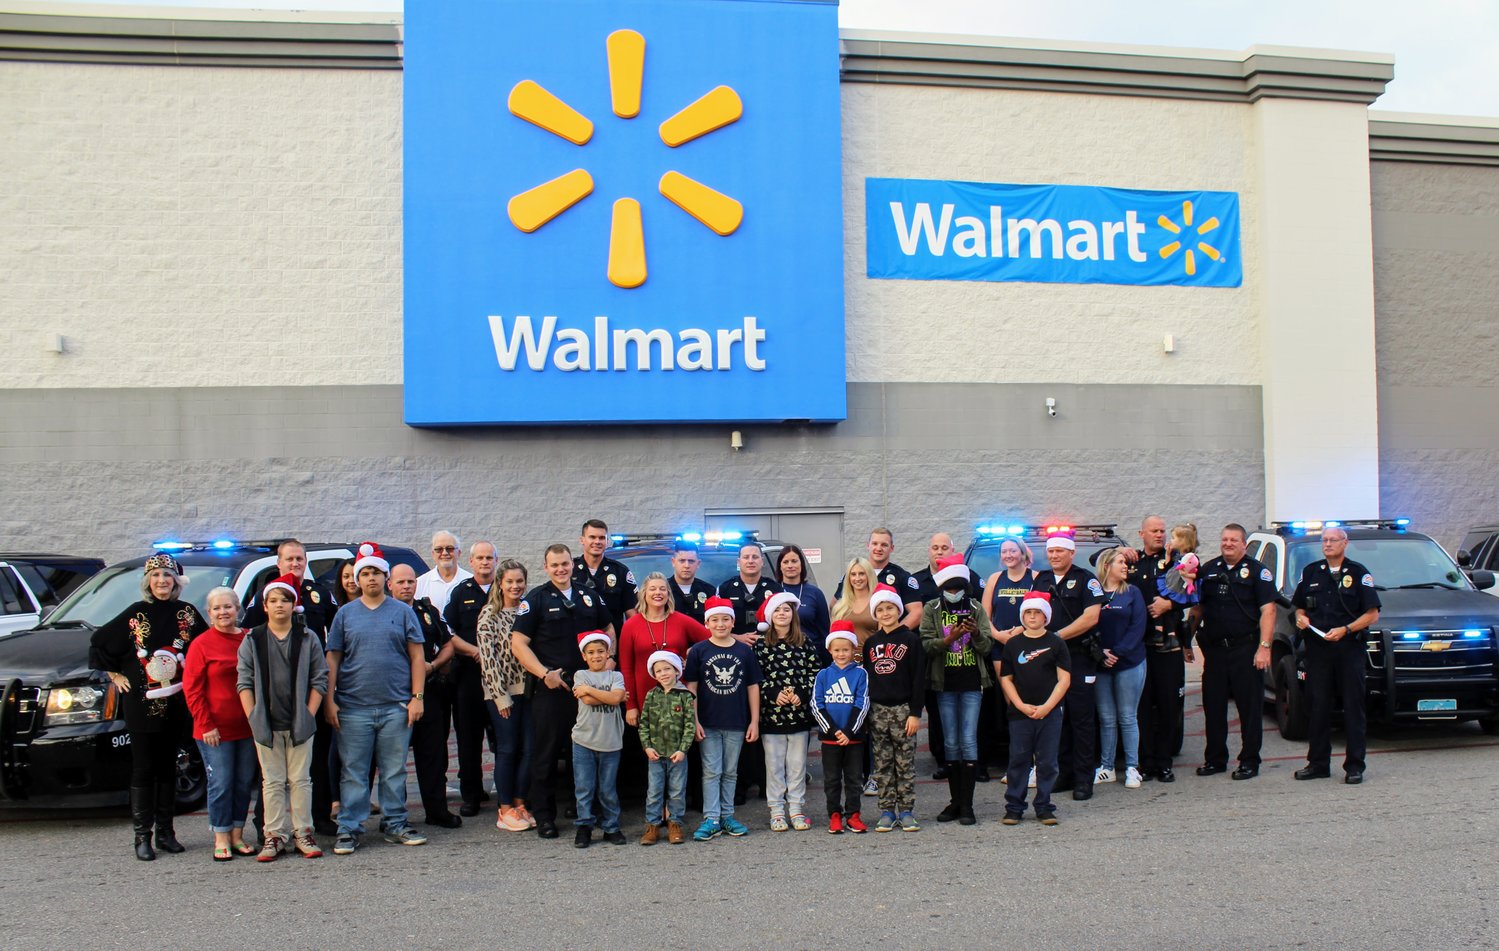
[0,539,427,809]
[1248,520,1499,739]
[964,522,1123,578]
[606,530,816,587]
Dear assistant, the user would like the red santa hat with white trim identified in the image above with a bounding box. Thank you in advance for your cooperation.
[263,572,303,613]
[932,554,970,587]
[353,541,390,576]
[1019,591,1053,623]
[577,630,612,653]
[756,591,800,631]
[703,596,735,621]
[1045,531,1076,551]
[647,649,683,675]
[825,619,859,651]
[869,583,904,616]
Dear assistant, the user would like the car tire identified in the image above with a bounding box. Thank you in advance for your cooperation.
[1275,654,1309,741]
[175,738,207,813]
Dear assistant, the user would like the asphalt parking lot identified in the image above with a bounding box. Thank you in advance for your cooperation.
[3,673,1497,951]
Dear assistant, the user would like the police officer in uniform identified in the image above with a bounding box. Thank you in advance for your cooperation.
[1030,531,1106,799]
[511,543,614,839]
[717,542,783,639]
[1115,516,1192,782]
[838,528,925,630]
[442,541,499,816]
[391,563,461,827]
[240,538,341,835]
[572,519,638,632]
[668,540,716,624]
[1189,523,1277,780]
[1291,525,1380,784]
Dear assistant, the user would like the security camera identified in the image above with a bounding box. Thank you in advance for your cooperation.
[1045,397,1057,418]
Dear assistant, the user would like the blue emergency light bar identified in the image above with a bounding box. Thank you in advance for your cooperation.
[1274,519,1410,535]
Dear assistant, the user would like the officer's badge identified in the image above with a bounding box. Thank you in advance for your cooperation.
[1239,567,1249,579]
[1067,580,1076,589]
[581,594,594,608]
[1159,559,1169,570]
[697,592,707,603]
[309,590,320,604]
[606,574,617,588]
[1342,574,1353,589]
[884,574,895,585]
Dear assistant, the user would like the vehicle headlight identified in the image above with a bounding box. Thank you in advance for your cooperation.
[42,685,115,727]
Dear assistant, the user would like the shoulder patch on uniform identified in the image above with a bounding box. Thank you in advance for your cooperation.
[1086,578,1103,596]
[906,576,918,589]
[1362,574,1375,587]
[1261,568,1273,582]
[625,569,636,585]
[515,601,530,615]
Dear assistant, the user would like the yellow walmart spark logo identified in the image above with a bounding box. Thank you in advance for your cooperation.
[506,29,743,289]
[1156,200,1223,277]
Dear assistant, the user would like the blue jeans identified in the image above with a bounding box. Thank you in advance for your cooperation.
[699,727,745,821]
[937,690,982,762]
[197,736,257,832]
[487,696,532,804]
[336,703,413,835]
[645,755,688,825]
[1006,708,1064,815]
[1096,662,1148,770]
[572,745,621,832]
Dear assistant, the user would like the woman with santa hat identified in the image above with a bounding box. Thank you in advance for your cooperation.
[90,552,210,860]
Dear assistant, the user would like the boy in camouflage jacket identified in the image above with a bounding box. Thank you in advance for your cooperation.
[638,650,696,845]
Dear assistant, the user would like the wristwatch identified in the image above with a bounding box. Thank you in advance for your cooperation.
[412,692,425,701]
[1258,641,1271,648]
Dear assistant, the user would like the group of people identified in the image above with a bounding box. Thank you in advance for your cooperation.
[88,516,1379,861]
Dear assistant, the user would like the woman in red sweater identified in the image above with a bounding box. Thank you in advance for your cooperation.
[183,586,257,861]
[620,573,710,727]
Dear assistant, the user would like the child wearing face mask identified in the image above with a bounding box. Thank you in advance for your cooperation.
[919,556,995,826]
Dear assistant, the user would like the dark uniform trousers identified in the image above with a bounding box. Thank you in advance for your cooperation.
[409,674,455,818]
[527,683,579,824]
[453,657,491,805]
[1304,638,1367,772]
[1138,649,1186,772]
[1200,639,1262,769]
[1055,648,1097,791]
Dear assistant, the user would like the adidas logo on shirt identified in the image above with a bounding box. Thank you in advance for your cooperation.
[823,677,854,704]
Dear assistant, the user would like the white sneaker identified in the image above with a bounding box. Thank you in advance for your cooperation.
[1027,767,1037,788]
[1094,768,1116,785]
[863,777,878,796]
[1124,767,1142,789]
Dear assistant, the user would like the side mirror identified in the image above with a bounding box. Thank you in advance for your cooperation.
[1470,569,1497,591]
[1458,550,1473,568]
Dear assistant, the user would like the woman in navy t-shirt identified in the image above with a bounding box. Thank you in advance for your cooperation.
[981,537,1036,674]
[1093,547,1147,789]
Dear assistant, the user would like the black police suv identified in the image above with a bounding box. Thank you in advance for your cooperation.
[0,539,427,809]
[1247,520,1499,739]
[964,522,1123,580]
[606,530,818,588]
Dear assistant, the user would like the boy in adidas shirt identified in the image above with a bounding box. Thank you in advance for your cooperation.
[812,622,870,834]
[999,592,1071,826]
[863,585,926,832]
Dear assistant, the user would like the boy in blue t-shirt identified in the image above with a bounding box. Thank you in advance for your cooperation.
[812,621,871,834]
[684,597,762,842]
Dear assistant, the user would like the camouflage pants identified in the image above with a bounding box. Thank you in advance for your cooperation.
[870,702,916,812]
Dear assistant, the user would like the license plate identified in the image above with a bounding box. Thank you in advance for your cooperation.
[1417,698,1458,712]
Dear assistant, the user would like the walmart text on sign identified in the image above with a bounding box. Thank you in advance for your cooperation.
[865,178,1242,288]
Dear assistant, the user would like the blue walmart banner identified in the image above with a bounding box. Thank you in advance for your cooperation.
[866,178,1242,288]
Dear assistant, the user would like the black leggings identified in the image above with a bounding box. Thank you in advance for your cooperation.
[129,728,179,788]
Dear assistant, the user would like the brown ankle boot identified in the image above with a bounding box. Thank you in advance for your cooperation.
[666,820,685,844]
[640,823,659,846]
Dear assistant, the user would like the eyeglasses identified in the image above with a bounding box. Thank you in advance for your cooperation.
[433,546,456,554]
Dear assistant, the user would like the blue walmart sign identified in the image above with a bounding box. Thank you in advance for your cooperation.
[866,178,1242,288]
[403,0,845,425]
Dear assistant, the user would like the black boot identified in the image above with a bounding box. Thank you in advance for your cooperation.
[131,786,155,861]
[154,782,185,854]
[936,767,961,822]
[958,762,978,825]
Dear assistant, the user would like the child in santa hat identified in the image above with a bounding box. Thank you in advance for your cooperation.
[572,630,628,849]
[998,592,1072,826]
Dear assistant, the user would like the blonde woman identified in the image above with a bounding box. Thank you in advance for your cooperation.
[477,559,535,831]
[1093,548,1148,789]
[831,557,878,648]
[619,573,710,730]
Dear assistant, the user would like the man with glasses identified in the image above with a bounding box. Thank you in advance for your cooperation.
[416,531,471,618]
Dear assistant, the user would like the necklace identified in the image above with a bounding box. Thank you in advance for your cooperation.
[643,613,668,652]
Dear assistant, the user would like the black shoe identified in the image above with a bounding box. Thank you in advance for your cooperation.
[1002,812,1023,826]
[602,830,627,845]
[1294,766,1331,781]
[1344,770,1364,785]
[536,821,559,839]
[1072,787,1093,801]
[130,786,155,861]
[1140,769,1159,782]
[975,764,991,783]
[425,812,462,828]
[957,763,977,824]
[154,828,185,854]
[1231,766,1259,781]
[314,819,340,837]
[479,790,492,803]
[153,782,185,853]
[134,834,156,862]
[936,801,960,822]
[459,801,481,818]
[574,826,593,849]
[932,764,950,781]
[1158,767,1176,784]
[1195,764,1227,776]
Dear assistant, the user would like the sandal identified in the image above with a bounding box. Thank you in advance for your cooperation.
[231,842,257,856]
[213,845,234,862]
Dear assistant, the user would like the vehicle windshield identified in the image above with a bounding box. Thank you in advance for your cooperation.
[966,540,1121,581]
[1287,536,1471,590]
[42,562,238,627]
[613,550,749,591]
